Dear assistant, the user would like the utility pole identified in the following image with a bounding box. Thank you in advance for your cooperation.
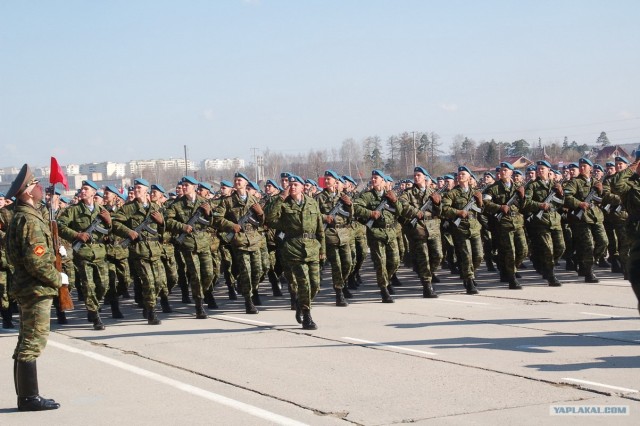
[250,147,259,181]
[184,145,189,175]
[412,131,417,169]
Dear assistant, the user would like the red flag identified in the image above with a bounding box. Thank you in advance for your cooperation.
[49,157,68,189]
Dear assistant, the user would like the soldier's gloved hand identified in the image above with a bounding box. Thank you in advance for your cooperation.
[280,186,290,200]
[324,215,334,224]
[554,183,564,197]
[182,224,193,234]
[499,205,510,215]
[128,230,139,241]
[232,223,242,233]
[339,194,352,206]
[199,202,212,216]
[416,211,424,220]
[150,211,163,225]
[60,272,69,285]
[457,209,468,218]
[370,210,381,220]
[384,190,397,203]
[540,202,550,211]
[98,209,111,225]
[516,186,525,199]
[76,232,91,243]
[578,201,590,210]
[429,192,442,205]
[593,181,603,195]
[58,245,67,258]
[473,191,483,207]
[251,203,264,216]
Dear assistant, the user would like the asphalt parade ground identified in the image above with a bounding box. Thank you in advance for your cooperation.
[1,260,639,425]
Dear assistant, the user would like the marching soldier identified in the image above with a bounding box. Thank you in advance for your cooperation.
[151,184,179,303]
[103,185,129,317]
[602,156,632,279]
[343,175,368,289]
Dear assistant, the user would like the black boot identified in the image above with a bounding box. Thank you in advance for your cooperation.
[269,271,283,296]
[195,298,208,319]
[547,272,562,287]
[1,308,15,329]
[110,300,124,319]
[431,274,441,283]
[251,292,262,306]
[227,283,238,300]
[16,360,60,411]
[160,295,172,313]
[147,307,161,325]
[301,309,317,330]
[565,258,574,271]
[88,310,105,330]
[290,293,297,311]
[204,290,218,309]
[347,274,358,290]
[585,266,599,283]
[55,307,68,325]
[499,271,509,283]
[293,297,302,324]
[244,296,258,314]
[422,279,438,298]
[464,279,479,295]
[611,256,623,273]
[380,287,394,303]
[486,258,496,272]
[391,273,402,286]
[342,286,354,299]
[598,257,611,268]
[335,289,348,307]
[181,285,192,304]
[75,285,85,302]
[508,276,522,290]
[387,284,396,295]
[355,271,362,285]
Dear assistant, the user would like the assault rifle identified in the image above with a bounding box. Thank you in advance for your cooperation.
[119,214,159,248]
[322,200,351,231]
[534,188,564,220]
[365,197,397,229]
[453,198,482,227]
[221,208,261,243]
[603,203,622,214]
[175,208,210,244]
[72,215,109,252]
[409,188,445,228]
[495,190,523,221]
[573,188,603,220]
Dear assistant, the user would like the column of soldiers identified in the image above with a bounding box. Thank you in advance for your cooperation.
[2,155,639,338]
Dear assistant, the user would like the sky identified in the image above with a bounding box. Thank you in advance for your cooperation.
[1,0,639,168]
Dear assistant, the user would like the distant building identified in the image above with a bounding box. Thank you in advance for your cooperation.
[126,158,198,176]
[79,162,126,178]
[201,158,245,170]
[595,145,631,164]
[499,156,533,169]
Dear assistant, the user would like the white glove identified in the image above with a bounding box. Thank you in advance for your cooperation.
[58,245,67,258]
[60,272,69,285]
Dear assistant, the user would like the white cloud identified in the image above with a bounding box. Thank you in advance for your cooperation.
[440,103,458,112]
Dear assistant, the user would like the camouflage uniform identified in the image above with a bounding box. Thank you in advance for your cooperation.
[104,204,130,303]
[602,172,630,277]
[0,205,15,325]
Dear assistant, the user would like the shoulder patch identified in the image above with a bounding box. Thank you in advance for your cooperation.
[34,245,46,257]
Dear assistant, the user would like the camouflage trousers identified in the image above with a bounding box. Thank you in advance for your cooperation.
[626,221,640,304]
[277,242,297,294]
[326,241,353,290]
[219,244,236,287]
[529,227,565,273]
[233,248,263,297]
[495,226,528,277]
[367,234,399,288]
[349,229,368,277]
[174,246,188,291]
[451,231,483,279]
[210,246,221,288]
[571,222,608,269]
[107,255,130,302]
[13,295,53,362]
[0,269,10,310]
[608,222,631,272]
[162,244,179,291]
[562,222,573,260]
[132,256,167,309]
[259,239,270,282]
[290,260,320,311]
[181,248,214,300]
[409,232,443,282]
[74,256,108,313]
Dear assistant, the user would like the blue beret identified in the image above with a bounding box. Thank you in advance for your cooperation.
[234,172,250,182]
[82,180,99,191]
[414,166,429,176]
[0,192,5,197]
[305,178,318,187]
[60,196,72,204]
[536,160,552,169]
[554,169,562,175]
[495,166,501,173]
[593,164,604,172]
[514,170,523,176]
[53,187,63,196]
[457,165,472,175]
[568,162,579,169]
[151,184,166,194]
[280,171,292,179]
[372,169,385,178]
[266,179,279,188]
[198,182,213,192]
[526,166,536,172]
[614,156,629,164]
[578,157,593,167]
[168,192,176,197]
[95,191,104,198]
[220,180,233,188]
[499,162,514,171]
[384,174,394,182]
[181,176,199,185]
[470,173,478,181]
[484,172,495,179]
[104,185,120,196]
[248,181,260,191]
[605,161,615,167]
[134,178,150,187]
[288,174,305,185]
[324,170,340,180]
[436,176,443,181]
[342,175,357,186]
[443,174,454,180]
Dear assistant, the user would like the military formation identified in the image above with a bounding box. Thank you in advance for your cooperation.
[2,153,640,410]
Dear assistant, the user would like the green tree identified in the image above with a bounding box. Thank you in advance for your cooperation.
[510,139,530,157]
[596,131,610,147]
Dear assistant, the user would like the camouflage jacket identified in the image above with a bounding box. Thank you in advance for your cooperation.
[399,185,442,239]
[212,192,264,252]
[353,189,402,241]
[608,168,640,221]
[314,189,353,246]
[441,186,482,237]
[266,194,325,262]
[482,179,525,230]
[6,201,61,298]
[523,179,563,230]
[103,204,129,260]
[602,172,629,224]
[111,200,165,259]
[57,202,111,260]
[165,194,213,252]
[563,174,604,224]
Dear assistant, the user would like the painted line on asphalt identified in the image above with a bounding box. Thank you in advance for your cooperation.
[579,312,623,318]
[562,377,638,393]
[343,337,438,356]
[435,298,490,305]
[218,315,273,326]
[49,340,308,426]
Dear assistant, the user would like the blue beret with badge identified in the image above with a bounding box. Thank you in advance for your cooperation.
[305,178,318,187]
[444,174,454,180]
[95,190,104,198]
[499,162,514,171]
[280,171,292,179]
[342,175,357,186]
[82,179,99,191]
[151,184,166,195]
[324,170,340,181]
[436,176,444,181]
[414,166,429,176]
[248,181,260,191]
[614,156,629,164]
[457,165,472,175]
[593,164,604,172]
[605,161,615,167]
[568,162,579,169]
[198,182,213,192]
[234,172,250,182]
[484,172,495,179]
[288,174,305,185]
[60,196,72,204]
[514,170,523,176]
[266,179,279,188]
[526,166,536,172]
[578,157,593,167]
[372,169,385,178]
[181,176,199,185]
[536,160,552,169]
[134,178,150,188]
[104,185,120,196]
[220,180,233,188]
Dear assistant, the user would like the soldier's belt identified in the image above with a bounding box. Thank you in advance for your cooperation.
[372,223,395,229]
[285,232,316,240]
